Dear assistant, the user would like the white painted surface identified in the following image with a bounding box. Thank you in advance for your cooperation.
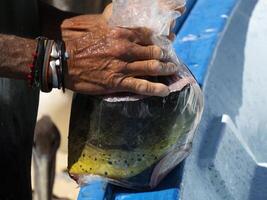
[37,90,73,152]
[236,0,267,163]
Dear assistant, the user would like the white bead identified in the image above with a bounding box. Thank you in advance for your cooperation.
[50,44,59,58]
[50,60,56,68]
[55,59,61,66]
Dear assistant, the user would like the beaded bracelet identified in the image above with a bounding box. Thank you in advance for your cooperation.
[27,37,68,93]
[27,37,44,87]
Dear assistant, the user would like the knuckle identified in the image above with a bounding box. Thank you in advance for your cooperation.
[136,27,151,37]
[136,82,146,93]
[136,81,154,94]
[109,28,124,39]
[146,60,161,74]
[168,62,177,72]
[149,46,161,59]
[105,73,123,88]
[152,60,163,73]
[120,61,129,73]
[111,41,131,57]
[148,46,155,59]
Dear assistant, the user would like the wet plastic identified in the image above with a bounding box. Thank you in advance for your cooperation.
[68,0,204,190]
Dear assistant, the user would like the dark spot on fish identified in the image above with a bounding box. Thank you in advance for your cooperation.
[138,158,142,162]
[131,171,134,174]
[104,172,108,176]
[108,161,113,165]
[90,168,92,170]
[80,165,82,168]
[142,154,145,157]
[95,158,97,161]
[82,154,85,157]
[124,160,128,164]
[154,156,158,160]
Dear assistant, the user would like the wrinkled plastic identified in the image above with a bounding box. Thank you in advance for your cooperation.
[68,0,204,190]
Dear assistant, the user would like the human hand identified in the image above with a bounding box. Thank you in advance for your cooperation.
[104,2,185,42]
[61,11,178,97]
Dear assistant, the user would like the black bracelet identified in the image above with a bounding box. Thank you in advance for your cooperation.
[28,37,47,88]
[31,37,68,93]
[56,40,67,92]
[41,40,54,93]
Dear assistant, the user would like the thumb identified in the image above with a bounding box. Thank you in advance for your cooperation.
[102,3,113,21]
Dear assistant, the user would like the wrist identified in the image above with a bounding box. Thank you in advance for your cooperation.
[27,37,68,93]
[62,41,74,90]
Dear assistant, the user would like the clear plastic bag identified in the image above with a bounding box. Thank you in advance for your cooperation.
[68,0,204,189]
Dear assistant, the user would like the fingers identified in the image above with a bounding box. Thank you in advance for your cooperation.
[111,41,171,62]
[110,27,153,45]
[124,60,178,76]
[176,6,186,14]
[130,27,153,45]
[120,77,170,97]
[168,33,176,41]
[127,44,168,61]
[103,3,113,20]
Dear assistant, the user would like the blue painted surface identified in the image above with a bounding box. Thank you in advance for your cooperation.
[77,0,241,199]
[173,0,197,33]
[78,180,108,200]
[114,189,179,200]
[173,0,240,85]
[179,0,267,199]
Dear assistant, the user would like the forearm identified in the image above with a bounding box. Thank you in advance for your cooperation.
[0,34,36,80]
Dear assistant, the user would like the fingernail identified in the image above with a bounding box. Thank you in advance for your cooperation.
[157,86,170,97]
[162,88,170,97]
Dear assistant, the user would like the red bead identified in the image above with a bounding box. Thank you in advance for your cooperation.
[27,74,32,79]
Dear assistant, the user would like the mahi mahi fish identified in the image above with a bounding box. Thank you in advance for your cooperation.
[68,75,203,189]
